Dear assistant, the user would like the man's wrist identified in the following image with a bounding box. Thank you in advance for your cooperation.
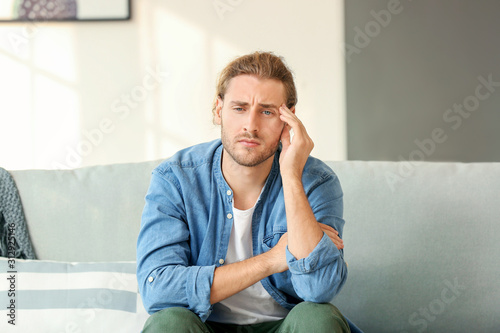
[281,173,305,195]
[280,170,303,185]
[258,250,281,275]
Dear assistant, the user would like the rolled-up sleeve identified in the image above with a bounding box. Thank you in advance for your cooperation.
[137,170,215,321]
[285,173,348,303]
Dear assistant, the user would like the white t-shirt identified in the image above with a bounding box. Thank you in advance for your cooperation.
[208,204,290,324]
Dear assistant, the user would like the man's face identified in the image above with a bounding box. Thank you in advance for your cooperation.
[214,74,289,168]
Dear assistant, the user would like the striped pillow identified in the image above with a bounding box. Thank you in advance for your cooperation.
[0,258,149,332]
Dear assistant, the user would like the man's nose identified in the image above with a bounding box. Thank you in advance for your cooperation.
[243,110,259,132]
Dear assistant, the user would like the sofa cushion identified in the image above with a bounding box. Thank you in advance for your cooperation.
[0,258,148,332]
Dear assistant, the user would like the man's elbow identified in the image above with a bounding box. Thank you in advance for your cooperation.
[296,262,348,303]
[300,283,342,303]
[138,274,177,315]
[139,285,164,315]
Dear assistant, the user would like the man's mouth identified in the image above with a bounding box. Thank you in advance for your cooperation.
[238,139,260,147]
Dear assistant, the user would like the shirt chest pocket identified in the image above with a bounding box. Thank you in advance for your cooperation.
[262,226,287,251]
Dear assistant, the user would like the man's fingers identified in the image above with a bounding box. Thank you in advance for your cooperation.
[319,224,344,250]
[277,104,315,171]
[279,104,302,128]
[327,234,344,250]
[280,123,291,145]
[320,223,339,235]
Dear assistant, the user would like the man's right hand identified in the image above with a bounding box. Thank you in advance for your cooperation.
[266,233,289,273]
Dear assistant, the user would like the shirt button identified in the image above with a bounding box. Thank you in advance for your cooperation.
[227,213,233,219]
[219,259,225,265]
[226,190,232,196]
[148,276,154,283]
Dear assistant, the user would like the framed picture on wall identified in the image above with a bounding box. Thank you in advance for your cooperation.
[0,0,131,22]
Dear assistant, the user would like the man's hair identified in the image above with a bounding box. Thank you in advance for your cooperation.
[212,51,297,120]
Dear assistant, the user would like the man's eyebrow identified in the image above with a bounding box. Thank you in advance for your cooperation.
[229,100,250,106]
[259,103,279,109]
[228,101,279,109]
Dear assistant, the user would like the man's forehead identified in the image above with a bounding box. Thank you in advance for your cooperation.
[225,74,285,102]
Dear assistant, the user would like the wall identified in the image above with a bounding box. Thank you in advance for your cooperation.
[345,0,500,162]
[0,0,346,170]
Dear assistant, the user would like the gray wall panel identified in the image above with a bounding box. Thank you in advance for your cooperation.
[346,0,500,162]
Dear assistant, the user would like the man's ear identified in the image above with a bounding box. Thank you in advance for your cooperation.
[215,96,223,125]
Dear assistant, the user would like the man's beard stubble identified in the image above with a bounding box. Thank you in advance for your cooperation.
[220,127,280,168]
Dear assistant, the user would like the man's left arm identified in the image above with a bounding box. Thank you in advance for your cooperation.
[279,104,348,302]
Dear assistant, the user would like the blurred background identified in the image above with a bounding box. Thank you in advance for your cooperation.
[0,0,498,170]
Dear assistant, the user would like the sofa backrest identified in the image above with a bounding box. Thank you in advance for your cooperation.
[11,160,162,262]
[330,161,500,332]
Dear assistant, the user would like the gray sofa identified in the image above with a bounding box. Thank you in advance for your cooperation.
[4,160,500,332]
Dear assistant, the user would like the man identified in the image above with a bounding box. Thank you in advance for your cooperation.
[137,51,351,332]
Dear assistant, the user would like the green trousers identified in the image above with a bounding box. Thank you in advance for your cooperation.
[142,302,351,333]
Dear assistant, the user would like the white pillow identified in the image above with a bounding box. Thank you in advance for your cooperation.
[0,258,149,332]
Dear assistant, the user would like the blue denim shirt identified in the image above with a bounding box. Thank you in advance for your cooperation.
[137,139,347,322]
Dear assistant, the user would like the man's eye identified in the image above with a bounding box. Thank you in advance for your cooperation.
[263,110,272,115]
[234,107,244,111]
